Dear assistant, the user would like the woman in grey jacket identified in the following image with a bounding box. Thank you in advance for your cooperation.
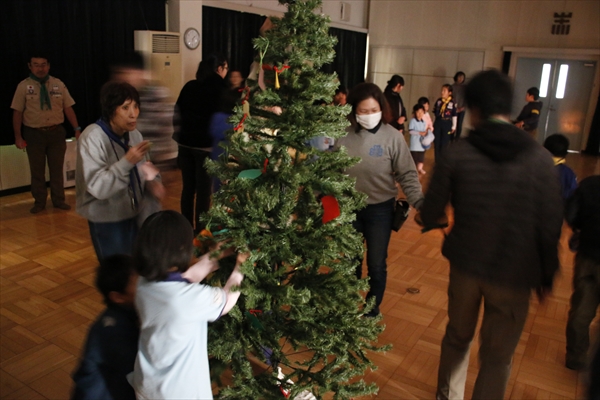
[334,83,424,317]
[76,82,164,261]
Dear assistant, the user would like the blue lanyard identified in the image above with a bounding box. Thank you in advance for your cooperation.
[96,119,142,209]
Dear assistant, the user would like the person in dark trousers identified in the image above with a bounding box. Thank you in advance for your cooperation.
[419,69,563,400]
[71,255,139,400]
[514,87,543,137]
[564,175,600,371]
[11,53,81,213]
[432,84,457,163]
[174,54,229,232]
[383,75,407,133]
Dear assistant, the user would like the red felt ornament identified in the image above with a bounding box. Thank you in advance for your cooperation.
[321,195,340,224]
[262,158,269,173]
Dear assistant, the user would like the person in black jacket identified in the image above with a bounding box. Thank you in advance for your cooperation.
[514,87,543,137]
[174,54,228,232]
[564,175,600,371]
[383,75,407,133]
[419,70,563,400]
[71,255,139,400]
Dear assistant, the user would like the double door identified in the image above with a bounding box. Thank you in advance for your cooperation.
[513,57,597,150]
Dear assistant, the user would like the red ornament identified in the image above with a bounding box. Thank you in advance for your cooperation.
[321,195,340,224]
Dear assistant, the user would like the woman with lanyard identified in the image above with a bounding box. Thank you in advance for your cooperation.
[76,81,164,261]
[334,83,424,317]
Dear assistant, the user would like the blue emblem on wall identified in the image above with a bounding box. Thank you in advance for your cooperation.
[369,145,383,157]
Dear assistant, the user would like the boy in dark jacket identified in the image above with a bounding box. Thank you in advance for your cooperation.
[514,87,543,137]
[543,133,577,200]
[71,255,139,400]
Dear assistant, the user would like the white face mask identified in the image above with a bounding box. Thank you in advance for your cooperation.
[356,112,382,130]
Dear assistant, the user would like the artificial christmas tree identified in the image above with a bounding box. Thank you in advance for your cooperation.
[199,1,387,398]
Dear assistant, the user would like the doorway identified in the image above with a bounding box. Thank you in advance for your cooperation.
[512,57,597,150]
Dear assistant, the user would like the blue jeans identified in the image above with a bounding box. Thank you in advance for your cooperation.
[353,198,395,314]
[178,146,211,232]
[88,218,138,261]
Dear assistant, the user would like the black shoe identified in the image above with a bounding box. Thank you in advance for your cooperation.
[566,358,585,371]
[54,203,71,210]
[30,205,45,214]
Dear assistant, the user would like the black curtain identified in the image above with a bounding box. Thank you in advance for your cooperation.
[201,6,367,93]
[1,0,165,146]
[323,27,367,90]
[202,6,266,78]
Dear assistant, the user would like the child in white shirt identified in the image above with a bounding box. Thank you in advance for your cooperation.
[130,210,247,399]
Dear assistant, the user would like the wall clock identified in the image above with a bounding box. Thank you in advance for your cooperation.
[184,27,200,50]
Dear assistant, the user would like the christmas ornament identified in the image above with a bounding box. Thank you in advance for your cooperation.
[320,195,340,223]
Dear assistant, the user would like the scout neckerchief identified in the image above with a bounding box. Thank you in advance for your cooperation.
[96,119,143,210]
[552,156,566,166]
[439,96,452,117]
[29,73,51,110]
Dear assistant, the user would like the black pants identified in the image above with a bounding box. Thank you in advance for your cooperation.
[433,119,452,164]
[178,146,211,232]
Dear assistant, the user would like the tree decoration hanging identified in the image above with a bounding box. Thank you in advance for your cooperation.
[198,1,388,399]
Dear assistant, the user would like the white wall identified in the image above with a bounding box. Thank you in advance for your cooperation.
[367,0,600,147]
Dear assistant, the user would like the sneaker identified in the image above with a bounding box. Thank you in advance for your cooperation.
[30,206,45,214]
[54,203,71,211]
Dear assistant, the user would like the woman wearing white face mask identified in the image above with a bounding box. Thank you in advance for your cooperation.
[334,83,424,317]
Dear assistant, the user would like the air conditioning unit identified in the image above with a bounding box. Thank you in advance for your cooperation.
[134,31,182,102]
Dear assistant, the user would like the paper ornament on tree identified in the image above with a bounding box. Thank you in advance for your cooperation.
[320,195,340,223]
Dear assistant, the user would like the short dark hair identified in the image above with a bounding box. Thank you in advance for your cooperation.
[453,71,466,83]
[527,87,540,100]
[29,53,50,64]
[196,53,228,82]
[134,210,194,282]
[95,254,135,305]
[544,134,570,158]
[347,82,392,126]
[418,96,429,106]
[413,103,424,113]
[335,86,348,96]
[385,75,404,90]
[100,81,141,122]
[465,69,513,120]
[442,84,453,93]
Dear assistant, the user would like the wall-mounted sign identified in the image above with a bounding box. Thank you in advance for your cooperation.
[552,12,572,35]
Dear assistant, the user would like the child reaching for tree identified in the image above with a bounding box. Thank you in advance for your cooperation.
[129,210,247,399]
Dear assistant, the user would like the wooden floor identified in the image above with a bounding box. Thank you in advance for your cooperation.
[1,151,599,399]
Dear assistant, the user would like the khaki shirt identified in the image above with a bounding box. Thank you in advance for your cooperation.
[10,75,76,128]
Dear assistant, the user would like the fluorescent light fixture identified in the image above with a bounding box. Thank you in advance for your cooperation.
[556,64,569,99]
[539,64,551,98]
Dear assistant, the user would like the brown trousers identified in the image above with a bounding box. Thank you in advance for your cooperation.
[436,268,530,400]
[22,125,67,207]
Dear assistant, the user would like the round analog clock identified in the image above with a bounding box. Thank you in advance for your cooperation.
[184,28,200,50]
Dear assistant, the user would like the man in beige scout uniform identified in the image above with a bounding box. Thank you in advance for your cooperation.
[11,54,81,213]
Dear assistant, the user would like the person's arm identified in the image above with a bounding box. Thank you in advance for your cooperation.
[392,135,424,208]
[64,106,81,139]
[419,151,453,228]
[220,253,248,316]
[12,110,26,149]
[71,329,114,400]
